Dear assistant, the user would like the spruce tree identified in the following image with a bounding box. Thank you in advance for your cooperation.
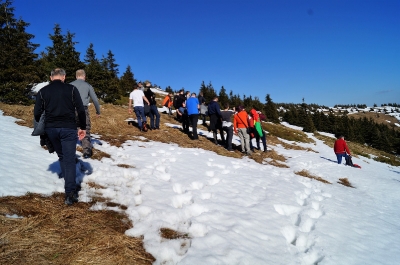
[218,85,229,107]
[264,94,280,123]
[119,65,136,96]
[41,24,84,83]
[0,0,40,104]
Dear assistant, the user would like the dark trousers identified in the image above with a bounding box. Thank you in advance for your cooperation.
[189,114,199,139]
[251,131,267,151]
[222,125,233,150]
[45,127,78,194]
[182,113,189,132]
[149,105,160,129]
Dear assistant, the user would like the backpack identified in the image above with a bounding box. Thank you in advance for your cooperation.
[345,156,354,167]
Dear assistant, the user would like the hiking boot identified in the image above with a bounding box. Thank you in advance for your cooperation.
[64,192,78,206]
[83,149,92,159]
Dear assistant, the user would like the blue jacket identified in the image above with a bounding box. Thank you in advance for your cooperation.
[186,97,199,115]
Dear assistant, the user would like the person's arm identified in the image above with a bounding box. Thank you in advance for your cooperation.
[128,99,133,114]
[143,96,150,105]
[233,115,238,134]
[73,87,87,131]
[345,142,351,155]
[88,85,101,115]
[33,92,44,122]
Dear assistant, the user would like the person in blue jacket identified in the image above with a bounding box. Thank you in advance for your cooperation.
[186,93,200,140]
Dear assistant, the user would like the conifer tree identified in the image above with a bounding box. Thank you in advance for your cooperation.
[264,94,280,123]
[165,86,173,93]
[41,24,84,83]
[0,0,40,104]
[119,65,136,96]
[218,86,229,107]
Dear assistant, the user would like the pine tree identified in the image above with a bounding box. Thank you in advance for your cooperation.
[165,86,173,93]
[0,0,40,104]
[218,86,229,107]
[41,24,84,83]
[119,65,136,96]
[264,94,280,123]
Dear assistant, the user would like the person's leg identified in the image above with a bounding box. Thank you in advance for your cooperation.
[243,129,251,154]
[261,133,267,151]
[149,107,155,129]
[226,126,233,150]
[140,106,147,124]
[238,128,246,152]
[82,107,92,157]
[255,133,261,150]
[134,106,143,128]
[336,153,343,164]
[153,105,160,128]
[191,114,198,139]
[59,128,78,196]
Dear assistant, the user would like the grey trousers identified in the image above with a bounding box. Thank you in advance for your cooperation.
[238,128,251,153]
[77,107,92,154]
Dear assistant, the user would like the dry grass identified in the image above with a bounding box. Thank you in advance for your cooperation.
[0,193,155,265]
[159,228,190,240]
[263,122,315,144]
[338,178,355,188]
[295,170,332,184]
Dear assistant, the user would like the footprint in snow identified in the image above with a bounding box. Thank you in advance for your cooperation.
[191,181,204,190]
[205,171,215,177]
[173,183,186,194]
[172,193,193,208]
[208,178,220,186]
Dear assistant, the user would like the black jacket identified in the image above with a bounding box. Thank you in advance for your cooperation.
[34,80,86,130]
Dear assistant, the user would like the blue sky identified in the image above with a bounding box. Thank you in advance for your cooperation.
[12,0,399,106]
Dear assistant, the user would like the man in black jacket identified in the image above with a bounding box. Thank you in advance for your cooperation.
[34,68,87,206]
[144,83,160,130]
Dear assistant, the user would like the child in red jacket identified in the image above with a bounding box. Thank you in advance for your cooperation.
[334,135,351,164]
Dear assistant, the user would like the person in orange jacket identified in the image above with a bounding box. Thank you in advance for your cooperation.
[334,135,351,164]
[162,92,173,115]
[233,106,252,155]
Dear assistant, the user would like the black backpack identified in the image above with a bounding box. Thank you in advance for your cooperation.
[345,156,354,167]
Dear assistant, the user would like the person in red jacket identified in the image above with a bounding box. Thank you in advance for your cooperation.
[334,135,351,164]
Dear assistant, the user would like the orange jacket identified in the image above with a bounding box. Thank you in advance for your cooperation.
[234,110,249,132]
[162,95,173,108]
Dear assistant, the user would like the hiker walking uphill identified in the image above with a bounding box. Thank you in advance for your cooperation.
[70,69,101,159]
[234,106,252,155]
[129,84,150,131]
[34,68,86,206]
[334,135,351,164]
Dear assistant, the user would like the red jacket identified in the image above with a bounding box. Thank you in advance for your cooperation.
[334,138,351,155]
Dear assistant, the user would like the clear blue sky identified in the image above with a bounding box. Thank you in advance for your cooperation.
[12,0,399,106]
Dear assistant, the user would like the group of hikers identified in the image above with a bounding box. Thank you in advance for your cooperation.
[33,68,356,206]
[160,89,268,155]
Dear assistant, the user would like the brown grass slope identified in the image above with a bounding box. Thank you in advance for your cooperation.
[0,193,155,265]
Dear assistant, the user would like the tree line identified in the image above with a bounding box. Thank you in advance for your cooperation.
[1,0,399,155]
[0,0,281,122]
[281,103,400,155]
